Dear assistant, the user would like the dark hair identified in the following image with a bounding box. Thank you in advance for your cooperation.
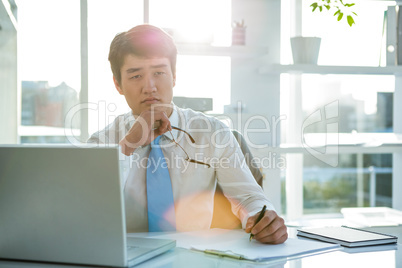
[108,24,177,84]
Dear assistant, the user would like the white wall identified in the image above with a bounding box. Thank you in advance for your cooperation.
[393,77,402,210]
[0,1,18,144]
[230,0,281,147]
[229,0,282,213]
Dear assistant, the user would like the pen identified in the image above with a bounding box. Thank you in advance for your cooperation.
[249,205,267,241]
[204,249,245,260]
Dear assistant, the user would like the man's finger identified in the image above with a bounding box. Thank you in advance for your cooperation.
[245,215,258,232]
[158,117,171,132]
[254,225,288,244]
[250,210,277,235]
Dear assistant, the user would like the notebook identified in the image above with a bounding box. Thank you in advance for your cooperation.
[297,226,398,247]
[0,145,175,267]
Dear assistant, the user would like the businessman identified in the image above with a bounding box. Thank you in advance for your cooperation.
[88,24,287,244]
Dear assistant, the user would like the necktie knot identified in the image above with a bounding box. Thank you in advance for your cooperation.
[151,135,162,147]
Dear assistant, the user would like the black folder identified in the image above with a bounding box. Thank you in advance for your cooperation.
[297,226,398,248]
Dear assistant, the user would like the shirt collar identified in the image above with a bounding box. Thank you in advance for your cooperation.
[168,105,180,141]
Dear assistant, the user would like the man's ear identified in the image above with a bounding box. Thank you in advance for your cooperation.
[113,76,124,95]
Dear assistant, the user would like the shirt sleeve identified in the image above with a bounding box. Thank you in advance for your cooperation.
[87,131,103,144]
[213,122,275,229]
[86,115,127,145]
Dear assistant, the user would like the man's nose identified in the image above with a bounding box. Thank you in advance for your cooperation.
[143,75,156,93]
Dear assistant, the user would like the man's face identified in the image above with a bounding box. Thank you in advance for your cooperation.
[114,54,175,116]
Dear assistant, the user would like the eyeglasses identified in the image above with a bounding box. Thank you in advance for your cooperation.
[168,126,211,168]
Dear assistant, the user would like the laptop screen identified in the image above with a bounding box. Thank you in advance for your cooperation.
[0,145,128,267]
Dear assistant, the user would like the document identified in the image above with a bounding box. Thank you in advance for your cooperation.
[297,226,398,247]
[153,228,340,262]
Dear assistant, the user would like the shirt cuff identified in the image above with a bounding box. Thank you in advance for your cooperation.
[241,203,276,229]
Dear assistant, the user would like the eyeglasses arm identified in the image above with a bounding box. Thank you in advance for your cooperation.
[171,126,195,143]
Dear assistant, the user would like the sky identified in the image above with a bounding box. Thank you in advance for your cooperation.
[17,0,81,89]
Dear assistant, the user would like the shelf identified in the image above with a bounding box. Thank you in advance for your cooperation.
[252,133,402,155]
[253,143,402,155]
[259,64,402,75]
[265,144,402,154]
[177,43,269,58]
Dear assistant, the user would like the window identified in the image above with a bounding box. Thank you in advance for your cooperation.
[149,0,232,114]
[87,0,143,135]
[18,0,80,143]
[280,0,398,218]
[17,0,233,143]
[174,55,231,113]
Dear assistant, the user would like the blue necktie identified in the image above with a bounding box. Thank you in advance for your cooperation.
[146,135,176,232]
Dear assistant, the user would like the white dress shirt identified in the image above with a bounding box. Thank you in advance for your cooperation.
[88,105,274,232]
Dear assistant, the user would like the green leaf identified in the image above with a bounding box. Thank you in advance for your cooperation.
[319,6,323,12]
[347,15,355,26]
[310,3,318,12]
[352,12,357,16]
[324,5,330,10]
[345,3,355,7]
[334,10,340,16]
[338,12,344,21]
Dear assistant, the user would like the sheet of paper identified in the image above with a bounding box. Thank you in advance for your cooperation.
[151,228,243,248]
[152,228,340,261]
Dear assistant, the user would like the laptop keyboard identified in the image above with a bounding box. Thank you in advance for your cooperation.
[127,246,139,252]
[127,246,141,259]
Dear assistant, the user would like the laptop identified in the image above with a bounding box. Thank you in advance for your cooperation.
[0,145,175,267]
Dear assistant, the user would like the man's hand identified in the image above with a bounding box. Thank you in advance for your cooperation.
[245,210,288,244]
[119,109,171,156]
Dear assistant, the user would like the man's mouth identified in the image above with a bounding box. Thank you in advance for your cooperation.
[141,97,160,104]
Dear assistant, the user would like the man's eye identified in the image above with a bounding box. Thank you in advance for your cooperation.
[155,72,165,76]
[130,75,141,79]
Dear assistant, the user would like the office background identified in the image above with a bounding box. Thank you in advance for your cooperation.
[1,0,401,221]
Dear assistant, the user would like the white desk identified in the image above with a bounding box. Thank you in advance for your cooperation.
[1,226,401,268]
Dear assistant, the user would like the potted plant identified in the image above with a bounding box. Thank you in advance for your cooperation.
[291,0,357,64]
[310,0,357,27]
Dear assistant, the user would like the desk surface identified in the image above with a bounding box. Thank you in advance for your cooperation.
[1,226,401,268]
